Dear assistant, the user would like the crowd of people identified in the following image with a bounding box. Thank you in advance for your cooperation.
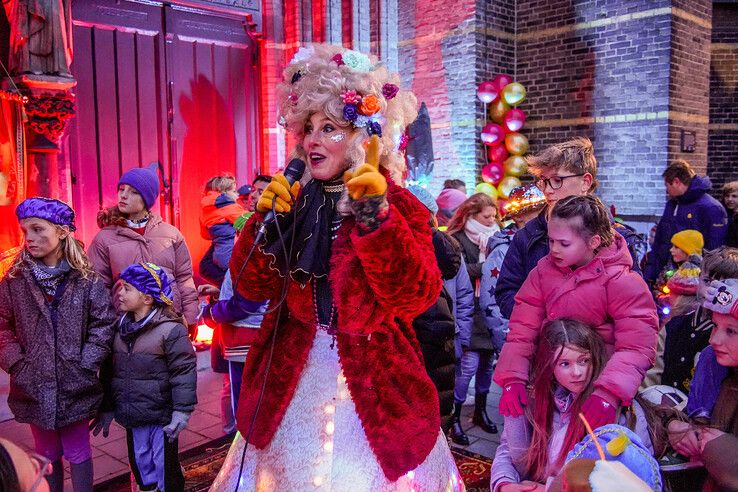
[1,42,738,492]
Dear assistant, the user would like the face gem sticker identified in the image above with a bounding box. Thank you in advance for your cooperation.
[330,133,346,142]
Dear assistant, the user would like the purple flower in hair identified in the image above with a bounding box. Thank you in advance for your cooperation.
[367,121,383,137]
[343,104,359,122]
[382,83,399,100]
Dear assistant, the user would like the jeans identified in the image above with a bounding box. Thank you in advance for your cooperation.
[453,349,495,403]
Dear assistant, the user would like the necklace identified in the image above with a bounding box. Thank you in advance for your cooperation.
[312,280,337,349]
[127,213,150,225]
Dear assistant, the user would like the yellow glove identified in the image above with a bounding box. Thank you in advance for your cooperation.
[343,135,388,200]
[256,173,301,213]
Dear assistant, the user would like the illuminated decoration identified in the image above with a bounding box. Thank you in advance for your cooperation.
[0,91,27,254]
[192,323,214,350]
[0,90,28,105]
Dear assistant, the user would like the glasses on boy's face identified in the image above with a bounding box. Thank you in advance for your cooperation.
[29,452,53,491]
[535,173,585,191]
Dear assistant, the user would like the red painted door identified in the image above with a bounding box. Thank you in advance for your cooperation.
[65,0,260,276]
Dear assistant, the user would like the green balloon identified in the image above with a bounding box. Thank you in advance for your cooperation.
[502,82,527,107]
[475,182,497,198]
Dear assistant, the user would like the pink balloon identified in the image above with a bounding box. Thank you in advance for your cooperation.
[503,108,526,132]
[493,74,514,91]
[481,123,505,146]
[481,162,505,186]
[477,81,499,104]
[487,144,509,164]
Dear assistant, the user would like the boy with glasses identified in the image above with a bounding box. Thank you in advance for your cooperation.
[495,137,642,319]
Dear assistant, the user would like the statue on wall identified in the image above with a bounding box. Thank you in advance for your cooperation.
[3,0,73,77]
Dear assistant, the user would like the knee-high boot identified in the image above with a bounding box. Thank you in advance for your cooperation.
[46,459,64,492]
[449,401,470,445]
[472,392,498,434]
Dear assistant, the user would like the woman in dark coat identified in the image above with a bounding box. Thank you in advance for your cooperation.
[446,192,501,444]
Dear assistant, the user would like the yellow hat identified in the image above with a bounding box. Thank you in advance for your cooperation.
[671,229,704,256]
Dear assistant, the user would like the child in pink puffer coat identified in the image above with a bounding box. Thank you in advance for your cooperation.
[495,195,658,430]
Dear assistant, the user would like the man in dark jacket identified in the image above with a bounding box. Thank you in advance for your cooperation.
[644,160,728,285]
[494,137,644,319]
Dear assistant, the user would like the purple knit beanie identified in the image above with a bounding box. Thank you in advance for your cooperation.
[118,163,160,210]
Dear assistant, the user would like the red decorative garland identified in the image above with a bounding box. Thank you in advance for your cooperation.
[24,92,75,141]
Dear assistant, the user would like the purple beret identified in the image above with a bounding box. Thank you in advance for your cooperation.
[16,197,76,231]
[120,262,174,306]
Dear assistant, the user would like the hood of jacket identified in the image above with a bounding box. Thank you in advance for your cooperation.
[486,224,517,254]
[199,191,244,239]
[678,175,712,204]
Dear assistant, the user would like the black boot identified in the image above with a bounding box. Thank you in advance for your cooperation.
[472,392,498,434]
[449,402,470,445]
[46,459,64,492]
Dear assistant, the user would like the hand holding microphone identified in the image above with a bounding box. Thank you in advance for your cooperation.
[255,158,306,243]
[256,174,301,214]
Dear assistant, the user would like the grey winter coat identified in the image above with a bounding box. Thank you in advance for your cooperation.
[102,309,197,428]
[480,225,517,352]
[0,267,116,430]
[88,215,199,325]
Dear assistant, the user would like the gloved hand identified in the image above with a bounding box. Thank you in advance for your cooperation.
[256,173,301,214]
[343,135,387,201]
[163,411,191,442]
[498,382,528,417]
[89,412,114,438]
[581,394,617,430]
[703,278,738,317]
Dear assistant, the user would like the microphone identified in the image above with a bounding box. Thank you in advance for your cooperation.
[254,158,306,243]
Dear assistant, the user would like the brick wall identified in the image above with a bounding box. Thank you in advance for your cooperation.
[254,0,732,218]
[708,2,738,191]
[396,0,517,195]
[668,0,712,176]
[397,0,479,194]
[515,0,717,217]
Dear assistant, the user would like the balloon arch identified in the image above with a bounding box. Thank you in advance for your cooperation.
[475,75,529,211]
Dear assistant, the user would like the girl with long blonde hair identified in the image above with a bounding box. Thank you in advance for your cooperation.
[0,197,115,492]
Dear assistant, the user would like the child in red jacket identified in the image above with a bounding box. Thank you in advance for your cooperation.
[495,195,658,430]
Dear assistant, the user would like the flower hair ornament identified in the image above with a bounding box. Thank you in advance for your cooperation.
[284,46,400,138]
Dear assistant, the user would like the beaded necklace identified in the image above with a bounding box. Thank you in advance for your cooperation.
[313,279,337,348]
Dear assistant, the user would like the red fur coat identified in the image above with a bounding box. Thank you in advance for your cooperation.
[229,181,442,481]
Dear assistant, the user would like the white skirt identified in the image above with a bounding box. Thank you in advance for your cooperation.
[209,330,464,492]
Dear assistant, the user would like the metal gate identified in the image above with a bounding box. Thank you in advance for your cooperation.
[65,0,260,270]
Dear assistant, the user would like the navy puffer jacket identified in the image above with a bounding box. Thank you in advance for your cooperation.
[644,176,728,283]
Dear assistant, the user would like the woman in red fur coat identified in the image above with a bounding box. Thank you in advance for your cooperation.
[208,44,464,491]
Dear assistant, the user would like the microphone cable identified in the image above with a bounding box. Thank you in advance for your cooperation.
[231,192,297,491]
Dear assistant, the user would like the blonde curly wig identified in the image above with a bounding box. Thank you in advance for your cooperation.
[276,44,417,184]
